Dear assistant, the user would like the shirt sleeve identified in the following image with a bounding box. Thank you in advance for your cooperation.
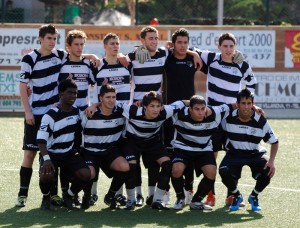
[36,113,53,144]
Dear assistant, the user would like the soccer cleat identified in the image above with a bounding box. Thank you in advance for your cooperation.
[89,194,98,206]
[136,194,144,206]
[73,194,82,206]
[16,196,27,207]
[50,195,63,206]
[81,195,91,210]
[226,195,245,207]
[184,189,193,205]
[146,195,154,206]
[229,194,243,211]
[115,194,127,206]
[248,195,261,211]
[189,201,213,210]
[151,200,170,210]
[63,193,78,211]
[124,199,136,210]
[173,198,185,210]
[104,194,118,209]
[41,195,51,210]
[162,191,171,205]
[204,191,216,206]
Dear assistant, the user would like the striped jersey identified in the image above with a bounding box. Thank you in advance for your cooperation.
[94,58,132,105]
[201,51,257,106]
[20,49,67,115]
[81,107,125,154]
[122,101,185,141]
[127,47,169,102]
[36,106,81,156]
[172,104,231,152]
[58,57,95,111]
[221,110,278,154]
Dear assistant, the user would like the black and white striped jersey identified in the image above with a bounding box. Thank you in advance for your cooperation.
[172,104,231,152]
[58,57,95,111]
[127,47,169,102]
[20,49,67,115]
[81,107,125,154]
[36,106,81,155]
[94,59,132,105]
[221,110,278,154]
[122,101,185,141]
[201,51,257,106]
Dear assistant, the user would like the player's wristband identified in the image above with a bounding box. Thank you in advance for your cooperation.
[43,155,51,161]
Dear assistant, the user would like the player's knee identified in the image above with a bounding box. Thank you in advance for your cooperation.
[219,165,231,178]
[40,172,54,183]
[77,168,91,182]
[255,167,271,183]
[161,160,172,176]
[172,163,184,178]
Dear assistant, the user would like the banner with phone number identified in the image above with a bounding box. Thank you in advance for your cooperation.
[188,30,275,68]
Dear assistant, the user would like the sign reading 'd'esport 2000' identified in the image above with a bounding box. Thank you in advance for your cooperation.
[188,30,275,68]
[0,28,65,66]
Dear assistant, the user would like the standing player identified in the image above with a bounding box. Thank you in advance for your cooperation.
[37,79,91,210]
[199,32,257,206]
[219,88,278,211]
[16,24,68,207]
[91,33,132,206]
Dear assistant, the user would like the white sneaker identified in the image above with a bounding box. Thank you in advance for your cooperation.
[173,198,185,210]
[184,189,193,205]
[162,191,171,205]
[189,201,212,210]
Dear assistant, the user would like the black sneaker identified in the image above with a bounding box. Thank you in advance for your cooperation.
[81,195,91,210]
[115,194,127,206]
[73,194,82,206]
[89,194,98,206]
[136,194,144,206]
[104,194,118,209]
[146,195,154,206]
[151,200,170,210]
[63,193,78,211]
[50,195,63,206]
[41,195,51,210]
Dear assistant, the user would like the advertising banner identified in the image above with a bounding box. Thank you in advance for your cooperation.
[188,30,275,68]
[0,28,65,66]
[285,30,300,68]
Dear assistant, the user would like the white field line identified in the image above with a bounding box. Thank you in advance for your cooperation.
[2,168,300,193]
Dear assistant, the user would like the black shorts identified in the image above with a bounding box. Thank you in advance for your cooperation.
[22,115,43,151]
[219,152,268,179]
[122,138,168,168]
[82,146,122,178]
[40,152,88,178]
[172,148,216,175]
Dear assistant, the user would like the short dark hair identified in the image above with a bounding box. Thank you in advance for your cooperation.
[66,29,87,45]
[172,28,189,43]
[39,24,58,38]
[99,84,116,97]
[58,79,77,93]
[140,26,158,39]
[190,95,206,108]
[142,91,163,106]
[237,88,254,103]
[218,32,236,46]
[103,33,119,45]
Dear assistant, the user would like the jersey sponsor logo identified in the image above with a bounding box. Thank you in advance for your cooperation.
[239,126,248,129]
[109,68,118,71]
[222,65,231,69]
[51,57,58,65]
[103,120,112,123]
[66,116,74,121]
[71,65,81,68]
[125,155,135,160]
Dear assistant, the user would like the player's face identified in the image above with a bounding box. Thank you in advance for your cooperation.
[141,32,158,54]
[218,39,235,62]
[104,38,120,57]
[174,36,189,57]
[237,97,253,119]
[60,87,77,106]
[40,33,58,52]
[144,100,161,119]
[100,92,116,110]
[189,103,206,121]
[67,38,85,58]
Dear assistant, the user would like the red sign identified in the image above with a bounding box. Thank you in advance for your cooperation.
[285,31,300,68]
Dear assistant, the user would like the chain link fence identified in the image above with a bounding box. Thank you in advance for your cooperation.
[0,0,299,25]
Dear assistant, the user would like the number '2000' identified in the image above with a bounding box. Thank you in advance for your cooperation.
[249,34,272,46]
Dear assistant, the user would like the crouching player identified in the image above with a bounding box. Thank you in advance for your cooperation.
[219,88,279,211]
[37,79,91,210]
